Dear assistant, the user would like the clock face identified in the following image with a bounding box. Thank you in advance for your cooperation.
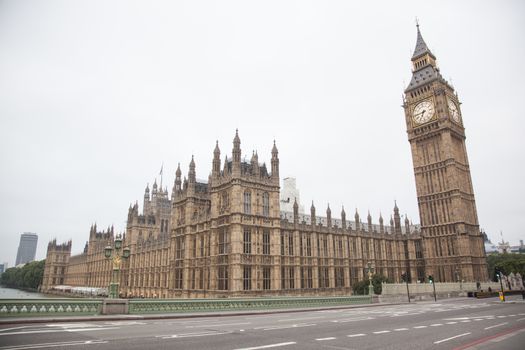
[447,98,460,123]
[412,100,435,125]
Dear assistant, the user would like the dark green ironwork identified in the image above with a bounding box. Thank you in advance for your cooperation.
[128,296,371,314]
[0,299,103,317]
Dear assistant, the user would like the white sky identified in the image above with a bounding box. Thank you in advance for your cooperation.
[1,0,524,266]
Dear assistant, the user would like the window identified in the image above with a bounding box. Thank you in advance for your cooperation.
[200,235,205,257]
[174,268,183,289]
[302,267,313,288]
[243,266,251,290]
[335,267,344,288]
[263,229,270,255]
[281,235,285,256]
[175,236,184,259]
[218,266,228,290]
[318,267,329,288]
[306,236,311,256]
[281,267,294,289]
[218,227,229,255]
[262,192,270,217]
[415,240,423,259]
[243,191,251,214]
[243,227,251,254]
[288,234,294,256]
[263,266,271,290]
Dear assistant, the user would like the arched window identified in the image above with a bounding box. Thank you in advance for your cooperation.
[243,191,251,214]
[262,192,270,217]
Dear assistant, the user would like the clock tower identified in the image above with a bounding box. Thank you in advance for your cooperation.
[403,25,488,282]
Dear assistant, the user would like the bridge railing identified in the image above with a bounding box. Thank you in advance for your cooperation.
[0,299,103,317]
[128,295,371,314]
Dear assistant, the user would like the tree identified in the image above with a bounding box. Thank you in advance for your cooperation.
[487,253,525,281]
[0,259,45,290]
[352,274,392,295]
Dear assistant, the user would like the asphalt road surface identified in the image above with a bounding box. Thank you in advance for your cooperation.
[1,297,524,350]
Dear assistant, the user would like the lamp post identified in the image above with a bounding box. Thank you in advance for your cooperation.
[367,261,374,296]
[104,233,130,299]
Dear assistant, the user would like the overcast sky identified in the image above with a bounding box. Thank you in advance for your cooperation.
[1,0,524,266]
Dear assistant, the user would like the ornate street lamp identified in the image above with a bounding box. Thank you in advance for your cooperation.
[104,233,130,299]
[367,261,374,296]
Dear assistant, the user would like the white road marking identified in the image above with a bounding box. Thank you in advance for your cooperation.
[0,340,108,349]
[413,325,427,329]
[516,317,525,321]
[446,321,457,325]
[509,315,516,317]
[0,327,119,336]
[474,319,483,321]
[67,327,119,332]
[433,332,471,344]
[234,342,297,350]
[347,333,366,337]
[0,326,32,332]
[430,324,443,327]
[278,316,323,322]
[394,328,409,331]
[497,316,507,318]
[460,320,471,323]
[186,322,251,328]
[332,317,374,323]
[46,323,97,328]
[316,337,336,341]
[484,322,508,330]
[104,321,146,326]
[158,330,231,339]
[261,323,316,331]
[373,330,390,334]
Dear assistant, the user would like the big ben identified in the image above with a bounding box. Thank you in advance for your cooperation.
[403,25,488,282]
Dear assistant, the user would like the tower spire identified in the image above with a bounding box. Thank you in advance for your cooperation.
[412,22,434,60]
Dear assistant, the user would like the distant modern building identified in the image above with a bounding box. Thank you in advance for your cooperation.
[0,262,7,275]
[280,177,304,214]
[15,232,38,265]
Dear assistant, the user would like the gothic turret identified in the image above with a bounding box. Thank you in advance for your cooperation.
[310,201,316,226]
[232,129,241,176]
[212,141,221,177]
[271,140,279,182]
[379,213,384,233]
[341,206,347,229]
[293,198,299,224]
[326,204,332,228]
[354,209,360,225]
[367,211,373,232]
[393,201,402,234]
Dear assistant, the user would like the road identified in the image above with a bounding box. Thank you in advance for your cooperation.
[0,297,524,350]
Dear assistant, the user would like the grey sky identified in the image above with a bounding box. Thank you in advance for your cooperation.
[1,0,524,266]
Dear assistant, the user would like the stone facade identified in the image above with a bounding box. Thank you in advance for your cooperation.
[403,25,488,283]
[42,26,489,297]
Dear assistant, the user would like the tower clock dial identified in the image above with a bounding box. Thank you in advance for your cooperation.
[447,97,460,123]
[412,100,435,125]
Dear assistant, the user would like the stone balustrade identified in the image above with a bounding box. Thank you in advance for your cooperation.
[128,295,371,314]
[381,281,503,295]
[0,299,103,317]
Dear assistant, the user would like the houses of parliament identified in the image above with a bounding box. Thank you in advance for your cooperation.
[42,26,488,298]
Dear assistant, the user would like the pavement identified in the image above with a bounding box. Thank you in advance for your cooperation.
[0,296,524,349]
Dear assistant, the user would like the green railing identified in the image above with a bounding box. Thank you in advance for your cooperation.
[0,299,103,317]
[128,295,371,314]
